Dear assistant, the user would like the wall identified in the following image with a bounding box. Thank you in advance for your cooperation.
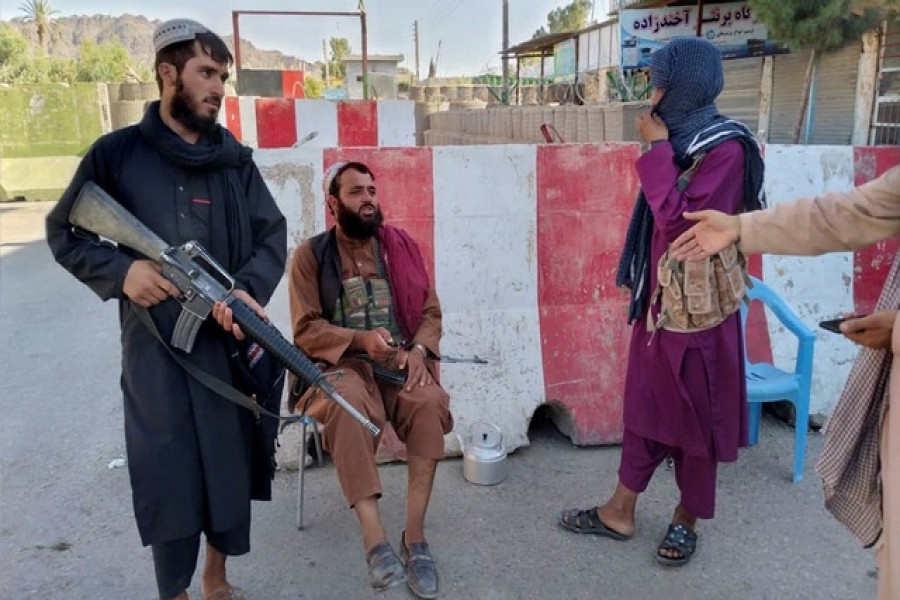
[424,102,648,145]
[236,69,305,99]
[345,61,398,100]
[256,143,900,459]
[0,94,417,202]
[0,83,108,201]
[218,98,416,148]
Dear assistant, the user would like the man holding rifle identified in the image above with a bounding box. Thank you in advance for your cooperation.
[45,18,286,600]
[288,161,452,599]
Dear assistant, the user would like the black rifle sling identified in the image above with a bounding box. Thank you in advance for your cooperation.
[134,305,300,423]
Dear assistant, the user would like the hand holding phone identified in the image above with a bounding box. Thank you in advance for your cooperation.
[818,316,863,334]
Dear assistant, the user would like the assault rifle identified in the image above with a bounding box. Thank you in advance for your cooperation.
[69,181,380,436]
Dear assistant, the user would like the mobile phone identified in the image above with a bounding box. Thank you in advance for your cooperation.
[819,315,868,334]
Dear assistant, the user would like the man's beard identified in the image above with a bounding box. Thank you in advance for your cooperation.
[171,77,219,134]
[336,199,383,240]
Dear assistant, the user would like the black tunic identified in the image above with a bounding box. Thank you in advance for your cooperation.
[45,112,287,546]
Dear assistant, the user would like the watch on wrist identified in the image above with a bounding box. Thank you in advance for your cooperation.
[412,342,428,357]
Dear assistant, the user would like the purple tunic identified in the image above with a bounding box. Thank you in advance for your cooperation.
[623,140,748,462]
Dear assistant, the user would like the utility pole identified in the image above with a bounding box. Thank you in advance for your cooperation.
[361,5,369,99]
[502,0,509,103]
[323,39,330,86]
[414,20,420,83]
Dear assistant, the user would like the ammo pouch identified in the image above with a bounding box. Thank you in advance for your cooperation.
[650,243,751,333]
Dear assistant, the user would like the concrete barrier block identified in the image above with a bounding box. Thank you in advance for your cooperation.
[109,100,148,130]
[588,106,605,142]
[576,106,590,143]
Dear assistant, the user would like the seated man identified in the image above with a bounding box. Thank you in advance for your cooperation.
[288,161,453,599]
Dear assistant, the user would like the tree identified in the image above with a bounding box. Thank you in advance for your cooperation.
[532,0,592,38]
[0,23,28,65]
[750,0,892,143]
[76,39,134,82]
[329,37,351,80]
[304,74,325,98]
[18,0,58,52]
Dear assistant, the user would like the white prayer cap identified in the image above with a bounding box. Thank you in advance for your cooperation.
[323,161,349,197]
[153,19,209,53]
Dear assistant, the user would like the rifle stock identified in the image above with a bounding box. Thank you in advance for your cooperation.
[67,181,380,436]
[71,182,169,262]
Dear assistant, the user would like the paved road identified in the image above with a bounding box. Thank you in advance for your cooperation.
[0,202,878,599]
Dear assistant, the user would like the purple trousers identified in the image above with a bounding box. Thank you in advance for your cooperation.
[618,430,718,519]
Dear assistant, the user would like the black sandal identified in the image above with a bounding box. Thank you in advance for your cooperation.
[656,523,697,566]
[557,507,632,541]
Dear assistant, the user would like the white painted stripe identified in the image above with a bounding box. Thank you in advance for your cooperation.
[238,96,258,148]
[256,147,326,255]
[294,100,339,148]
[762,144,857,416]
[216,100,229,127]
[432,145,543,451]
[376,100,416,147]
[256,147,325,360]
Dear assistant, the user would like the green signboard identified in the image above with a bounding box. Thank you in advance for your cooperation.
[553,38,576,82]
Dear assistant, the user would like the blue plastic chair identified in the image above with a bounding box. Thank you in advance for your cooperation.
[740,276,816,483]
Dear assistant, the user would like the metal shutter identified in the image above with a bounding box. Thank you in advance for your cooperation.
[872,19,900,144]
[719,57,763,134]
[770,43,861,145]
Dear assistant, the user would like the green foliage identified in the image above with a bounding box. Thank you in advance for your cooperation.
[0,23,28,65]
[749,0,885,53]
[329,37,351,79]
[304,74,324,99]
[76,39,132,82]
[0,27,147,84]
[532,0,592,39]
[0,54,75,84]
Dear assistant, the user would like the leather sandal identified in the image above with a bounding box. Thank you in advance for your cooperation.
[365,541,406,590]
[656,522,698,567]
[400,531,439,599]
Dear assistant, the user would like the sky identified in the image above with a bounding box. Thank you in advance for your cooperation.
[0,0,613,77]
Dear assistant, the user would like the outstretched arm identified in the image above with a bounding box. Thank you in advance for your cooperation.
[672,166,900,260]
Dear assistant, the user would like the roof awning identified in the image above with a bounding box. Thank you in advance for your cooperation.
[500,31,577,59]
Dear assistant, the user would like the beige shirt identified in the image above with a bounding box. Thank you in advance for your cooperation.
[739,165,900,256]
[288,227,442,366]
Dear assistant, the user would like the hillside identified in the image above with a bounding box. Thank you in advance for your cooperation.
[6,14,307,71]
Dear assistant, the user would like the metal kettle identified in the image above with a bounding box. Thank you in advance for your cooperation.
[458,421,507,485]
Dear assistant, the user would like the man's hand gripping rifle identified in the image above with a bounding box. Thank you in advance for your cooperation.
[69,181,380,436]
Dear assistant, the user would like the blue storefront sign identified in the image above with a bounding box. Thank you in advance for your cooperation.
[620,1,789,70]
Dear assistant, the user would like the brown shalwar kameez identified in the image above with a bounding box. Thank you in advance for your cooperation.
[289,227,453,508]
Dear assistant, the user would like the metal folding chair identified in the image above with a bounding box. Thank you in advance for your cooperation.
[295,414,324,530]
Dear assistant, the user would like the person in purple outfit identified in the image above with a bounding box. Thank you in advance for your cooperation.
[558,37,765,566]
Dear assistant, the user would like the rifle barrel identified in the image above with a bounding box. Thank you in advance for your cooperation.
[228,299,380,436]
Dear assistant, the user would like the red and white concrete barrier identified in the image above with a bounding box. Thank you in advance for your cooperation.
[218,98,416,149]
[257,144,900,453]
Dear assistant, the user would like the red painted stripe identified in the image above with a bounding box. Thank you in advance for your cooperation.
[744,254,774,364]
[536,144,641,445]
[338,101,378,147]
[255,98,297,149]
[281,70,305,99]
[223,96,242,142]
[853,147,900,314]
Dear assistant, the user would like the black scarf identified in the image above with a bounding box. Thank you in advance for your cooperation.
[616,122,765,324]
[138,101,254,272]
